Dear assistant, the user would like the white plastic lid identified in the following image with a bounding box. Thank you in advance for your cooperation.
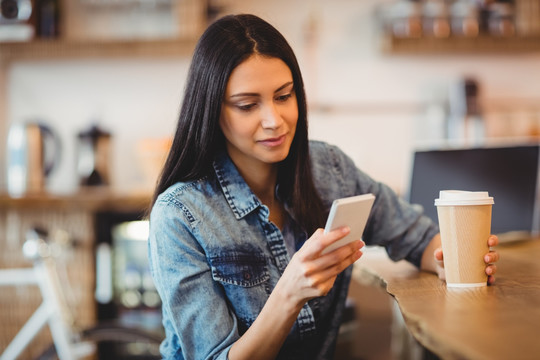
[434,190,494,206]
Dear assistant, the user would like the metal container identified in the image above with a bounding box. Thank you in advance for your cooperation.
[6,122,60,197]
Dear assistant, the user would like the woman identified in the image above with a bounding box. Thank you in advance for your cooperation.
[148,14,499,360]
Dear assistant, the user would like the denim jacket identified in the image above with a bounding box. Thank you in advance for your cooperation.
[148,140,439,360]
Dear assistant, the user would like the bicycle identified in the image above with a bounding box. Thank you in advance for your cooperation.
[0,227,163,360]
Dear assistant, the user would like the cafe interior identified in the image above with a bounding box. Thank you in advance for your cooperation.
[1,0,539,359]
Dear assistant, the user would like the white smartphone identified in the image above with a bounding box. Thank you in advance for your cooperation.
[322,193,376,254]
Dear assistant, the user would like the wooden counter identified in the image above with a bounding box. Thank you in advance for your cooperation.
[353,240,540,360]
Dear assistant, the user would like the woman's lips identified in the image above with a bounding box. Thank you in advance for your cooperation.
[258,134,286,147]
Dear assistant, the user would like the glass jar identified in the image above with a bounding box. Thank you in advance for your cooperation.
[450,0,480,37]
[488,2,515,36]
[388,0,423,38]
[423,0,451,38]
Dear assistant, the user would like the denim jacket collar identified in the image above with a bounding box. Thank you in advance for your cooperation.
[212,150,265,220]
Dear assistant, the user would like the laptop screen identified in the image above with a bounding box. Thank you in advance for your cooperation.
[407,145,540,238]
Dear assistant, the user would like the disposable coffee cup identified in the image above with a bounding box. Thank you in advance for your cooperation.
[434,190,494,288]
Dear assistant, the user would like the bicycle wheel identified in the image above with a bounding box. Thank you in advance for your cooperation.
[37,322,163,360]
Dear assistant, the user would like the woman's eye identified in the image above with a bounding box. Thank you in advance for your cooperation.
[237,103,257,111]
[276,93,292,102]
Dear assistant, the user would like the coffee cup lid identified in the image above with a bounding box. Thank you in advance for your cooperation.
[434,190,494,206]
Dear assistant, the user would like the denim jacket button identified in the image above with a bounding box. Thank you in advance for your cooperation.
[243,271,251,280]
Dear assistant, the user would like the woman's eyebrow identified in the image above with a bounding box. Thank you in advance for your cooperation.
[275,81,294,93]
[229,81,294,98]
[230,92,259,98]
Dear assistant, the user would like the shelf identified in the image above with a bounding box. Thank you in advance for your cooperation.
[0,37,198,63]
[381,34,540,54]
[0,190,151,212]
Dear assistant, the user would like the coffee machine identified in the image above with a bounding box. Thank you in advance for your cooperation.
[77,124,112,187]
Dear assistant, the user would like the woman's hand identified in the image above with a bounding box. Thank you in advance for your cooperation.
[229,227,363,360]
[276,227,364,310]
[426,234,500,285]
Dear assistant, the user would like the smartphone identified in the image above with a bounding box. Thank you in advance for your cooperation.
[322,193,375,254]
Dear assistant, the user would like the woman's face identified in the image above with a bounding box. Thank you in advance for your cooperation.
[220,54,298,172]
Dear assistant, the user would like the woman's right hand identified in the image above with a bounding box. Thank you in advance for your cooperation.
[276,227,364,310]
[229,227,363,360]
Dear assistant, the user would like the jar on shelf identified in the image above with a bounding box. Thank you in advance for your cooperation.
[488,1,515,36]
[450,0,480,37]
[387,0,423,38]
[35,0,60,38]
[422,0,451,38]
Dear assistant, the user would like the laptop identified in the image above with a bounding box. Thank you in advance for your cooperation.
[406,145,540,242]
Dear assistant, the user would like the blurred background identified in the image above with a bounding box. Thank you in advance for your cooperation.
[1,0,539,359]
[2,0,540,195]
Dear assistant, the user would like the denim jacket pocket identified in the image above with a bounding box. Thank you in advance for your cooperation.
[210,252,270,287]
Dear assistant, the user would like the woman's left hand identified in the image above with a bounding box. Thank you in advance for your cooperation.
[433,234,499,285]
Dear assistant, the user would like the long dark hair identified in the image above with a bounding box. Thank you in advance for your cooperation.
[151,14,325,233]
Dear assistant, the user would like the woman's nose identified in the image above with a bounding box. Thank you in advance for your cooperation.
[261,104,283,129]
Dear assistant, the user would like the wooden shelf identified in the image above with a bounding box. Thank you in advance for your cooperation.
[381,34,540,54]
[0,37,198,62]
[0,190,151,212]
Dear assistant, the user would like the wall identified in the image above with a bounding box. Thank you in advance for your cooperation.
[5,0,540,195]
[8,59,190,193]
